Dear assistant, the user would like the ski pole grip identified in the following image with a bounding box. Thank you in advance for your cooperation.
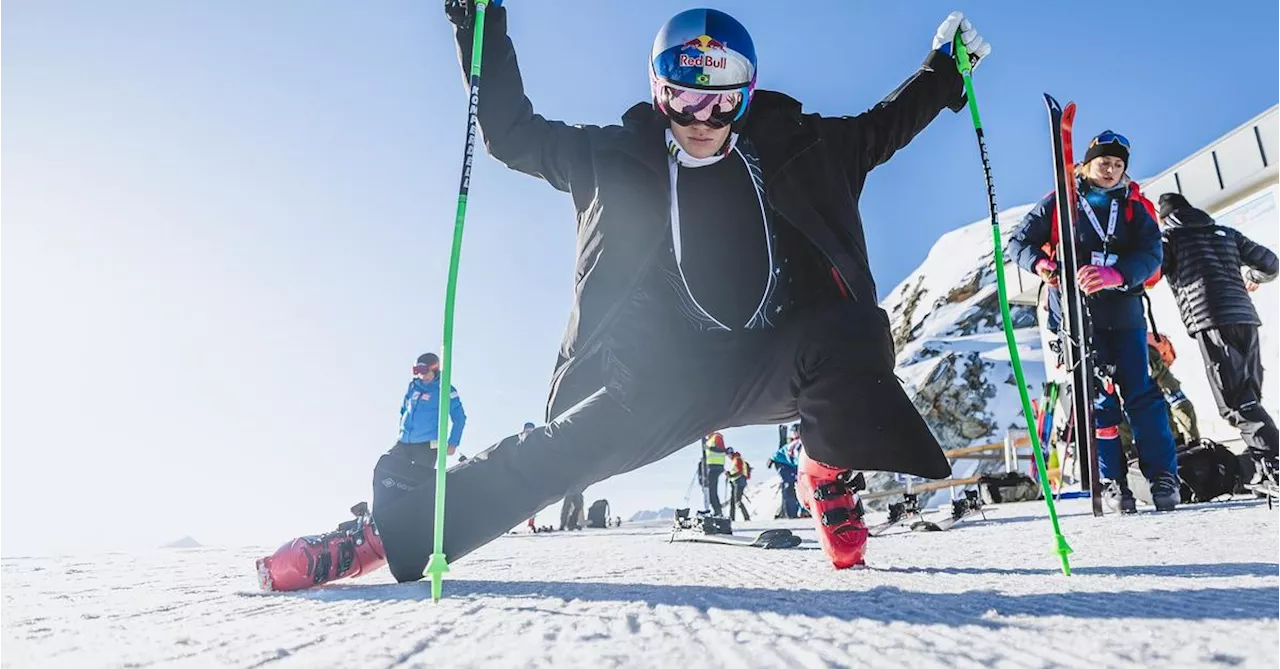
[953,34,972,75]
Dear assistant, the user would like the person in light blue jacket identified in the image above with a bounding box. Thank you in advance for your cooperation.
[397,352,467,457]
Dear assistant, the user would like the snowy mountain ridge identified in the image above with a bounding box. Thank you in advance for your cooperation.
[860,202,1044,506]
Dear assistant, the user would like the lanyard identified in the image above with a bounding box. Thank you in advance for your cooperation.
[1079,195,1118,246]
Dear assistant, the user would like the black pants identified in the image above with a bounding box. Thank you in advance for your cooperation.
[728,479,750,521]
[1197,324,1278,459]
[372,303,948,583]
[703,464,724,515]
[558,491,584,530]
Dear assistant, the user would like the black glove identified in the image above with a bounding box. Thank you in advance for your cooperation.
[445,0,502,29]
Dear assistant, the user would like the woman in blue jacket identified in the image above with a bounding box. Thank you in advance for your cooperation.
[1008,131,1178,513]
[395,352,467,460]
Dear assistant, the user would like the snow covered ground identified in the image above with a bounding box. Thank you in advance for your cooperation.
[5,498,1277,668]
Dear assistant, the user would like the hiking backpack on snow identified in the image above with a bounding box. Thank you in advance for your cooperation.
[1176,439,1240,503]
[587,499,611,528]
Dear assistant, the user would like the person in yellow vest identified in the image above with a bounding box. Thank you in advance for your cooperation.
[726,449,753,521]
[700,432,727,516]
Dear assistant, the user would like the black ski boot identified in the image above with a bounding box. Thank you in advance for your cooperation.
[1150,472,1181,512]
[1104,479,1137,515]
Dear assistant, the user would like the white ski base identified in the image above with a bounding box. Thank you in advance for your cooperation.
[3,497,1276,668]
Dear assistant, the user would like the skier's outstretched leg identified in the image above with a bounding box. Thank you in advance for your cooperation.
[256,506,385,592]
[372,382,725,583]
[727,302,950,569]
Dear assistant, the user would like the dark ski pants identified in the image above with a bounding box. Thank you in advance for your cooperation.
[703,464,724,515]
[1094,327,1178,482]
[1197,324,1278,460]
[559,490,584,530]
[371,303,947,582]
[728,478,750,521]
[778,466,801,518]
[779,482,801,518]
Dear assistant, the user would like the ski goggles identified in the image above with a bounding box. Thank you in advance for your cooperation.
[1090,131,1131,151]
[655,84,746,129]
[412,362,440,376]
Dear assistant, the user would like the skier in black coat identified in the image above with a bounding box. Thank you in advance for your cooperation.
[373,3,992,578]
[1008,131,1179,513]
[1157,192,1279,479]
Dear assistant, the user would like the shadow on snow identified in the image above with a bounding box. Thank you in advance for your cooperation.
[264,565,1279,625]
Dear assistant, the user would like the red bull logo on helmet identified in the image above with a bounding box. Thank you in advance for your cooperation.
[682,35,727,52]
[679,34,728,68]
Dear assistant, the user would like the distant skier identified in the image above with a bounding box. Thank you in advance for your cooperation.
[1156,192,1279,483]
[372,2,992,578]
[768,424,802,518]
[389,352,468,463]
[1009,131,1180,513]
[725,450,752,521]
[701,431,728,516]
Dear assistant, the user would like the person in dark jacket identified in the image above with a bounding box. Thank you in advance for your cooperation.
[372,3,992,579]
[1008,131,1179,513]
[1157,192,1279,480]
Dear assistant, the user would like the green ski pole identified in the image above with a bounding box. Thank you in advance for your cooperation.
[428,0,491,602]
[953,36,1073,576]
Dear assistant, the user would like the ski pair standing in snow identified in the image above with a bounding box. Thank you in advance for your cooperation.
[1009,131,1180,513]
[1155,192,1279,483]
[371,2,992,577]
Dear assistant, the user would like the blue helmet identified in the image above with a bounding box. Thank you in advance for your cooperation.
[649,9,757,122]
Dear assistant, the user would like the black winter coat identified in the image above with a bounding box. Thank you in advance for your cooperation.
[1160,203,1278,334]
[455,7,965,421]
[1007,179,1163,331]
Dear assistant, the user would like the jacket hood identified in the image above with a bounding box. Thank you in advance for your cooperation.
[1162,205,1215,230]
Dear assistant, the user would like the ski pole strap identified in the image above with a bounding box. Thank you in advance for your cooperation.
[1142,292,1161,340]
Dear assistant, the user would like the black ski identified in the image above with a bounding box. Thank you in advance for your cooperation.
[1044,94,1104,517]
[868,493,925,537]
[910,490,986,532]
[670,527,802,549]
[668,508,802,549]
[1243,482,1279,508]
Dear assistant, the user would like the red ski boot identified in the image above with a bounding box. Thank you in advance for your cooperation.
[256,503,387,592]
[797,452,869,569]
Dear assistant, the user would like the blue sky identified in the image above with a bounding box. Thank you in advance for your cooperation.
[4,0,1277,555]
